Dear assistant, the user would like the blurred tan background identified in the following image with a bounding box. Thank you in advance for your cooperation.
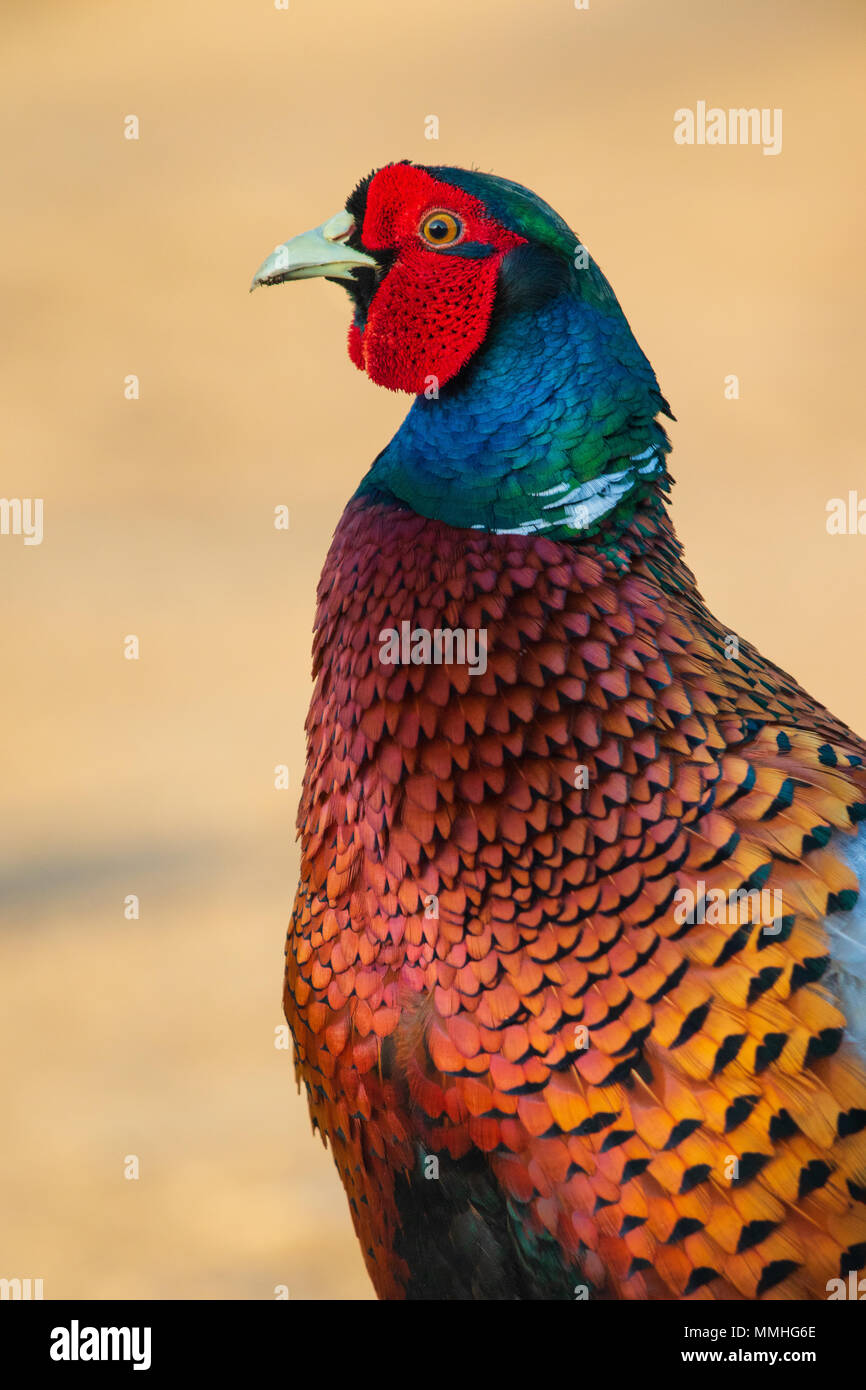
[1,0,864,1299]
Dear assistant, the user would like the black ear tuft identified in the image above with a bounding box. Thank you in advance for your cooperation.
[345,169,378,223]
[494,243,571,319]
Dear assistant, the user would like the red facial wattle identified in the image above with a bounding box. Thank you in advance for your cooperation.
[347,165,526,395]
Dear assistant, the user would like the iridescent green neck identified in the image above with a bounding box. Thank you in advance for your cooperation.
[362,286,672,539]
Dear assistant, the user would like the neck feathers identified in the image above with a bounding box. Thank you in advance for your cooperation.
[364,276,674,540]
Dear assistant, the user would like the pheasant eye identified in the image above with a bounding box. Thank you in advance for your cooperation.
[420,211,463,247]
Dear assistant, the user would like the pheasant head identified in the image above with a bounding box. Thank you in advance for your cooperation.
[252,162,673,538]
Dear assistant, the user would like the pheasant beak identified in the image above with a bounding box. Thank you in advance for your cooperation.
[250,209,377,291]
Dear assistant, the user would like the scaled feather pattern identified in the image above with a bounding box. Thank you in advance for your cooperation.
[258,162,866,1299]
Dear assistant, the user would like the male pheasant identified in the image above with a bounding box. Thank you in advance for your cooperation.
[253,162,866,1300]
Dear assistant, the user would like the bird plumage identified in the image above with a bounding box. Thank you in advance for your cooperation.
[257,162,866,1299]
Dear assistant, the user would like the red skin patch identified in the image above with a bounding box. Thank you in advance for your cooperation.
[348,165,526,394]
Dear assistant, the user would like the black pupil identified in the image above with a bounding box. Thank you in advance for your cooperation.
[428,218,451,240]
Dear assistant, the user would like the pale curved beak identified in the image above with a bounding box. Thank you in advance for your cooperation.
[250,209,377,291]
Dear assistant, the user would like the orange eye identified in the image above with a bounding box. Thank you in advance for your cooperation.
[420,211,463,247]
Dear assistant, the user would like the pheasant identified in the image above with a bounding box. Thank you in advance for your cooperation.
[252,162,866,1300]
